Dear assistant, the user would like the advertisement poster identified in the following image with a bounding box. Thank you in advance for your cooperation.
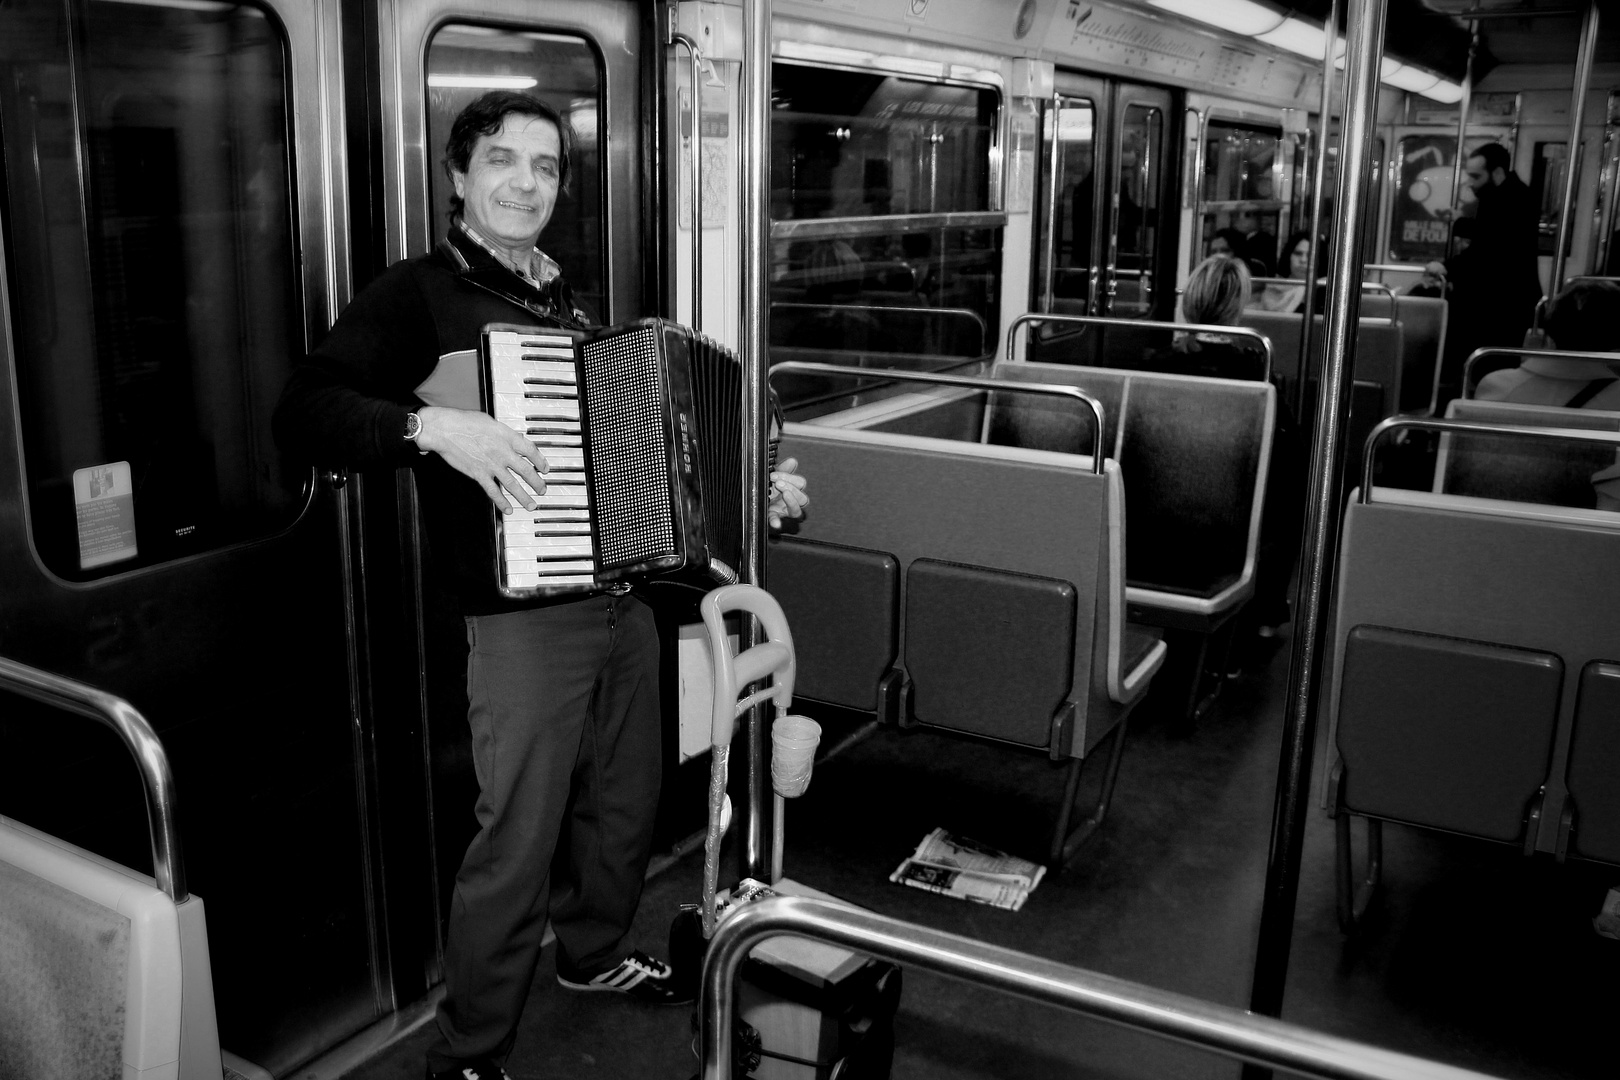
[1390,134,1457,264]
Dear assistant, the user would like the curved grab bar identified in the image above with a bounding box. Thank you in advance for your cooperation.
[1005,311,1274,385]
[1461,346,1620,398]
[700,896,1509,1080]
[768,359,1106,473]
[1360,416,1620,502]
[1359,281,1400,322]
[0,656,186,901]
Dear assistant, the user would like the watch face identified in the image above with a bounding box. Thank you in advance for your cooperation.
[405,412,421,439]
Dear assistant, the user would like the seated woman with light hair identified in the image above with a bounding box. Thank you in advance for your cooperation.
[1150,253,1266,382]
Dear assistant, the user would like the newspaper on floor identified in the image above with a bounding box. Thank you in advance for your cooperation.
[889,828,1047,911]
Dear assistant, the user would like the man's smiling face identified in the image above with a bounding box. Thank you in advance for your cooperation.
[453,112,561,260]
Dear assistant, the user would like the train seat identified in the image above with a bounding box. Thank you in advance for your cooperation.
[0,815,224,1080]
[1393,295,1448,413]
[1238,311,1406,418]
[772,422,1165,863]
[1326,477,1620,925]
[985,362,1275,632]
[766,537,902,723]
[1438,399,1620,509]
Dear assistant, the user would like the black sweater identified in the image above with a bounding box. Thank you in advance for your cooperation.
[273,228,590,615]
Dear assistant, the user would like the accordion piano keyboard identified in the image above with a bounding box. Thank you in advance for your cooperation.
[488,331,598,590]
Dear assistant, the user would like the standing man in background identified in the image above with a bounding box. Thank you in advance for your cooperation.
[1441,142,1544,403]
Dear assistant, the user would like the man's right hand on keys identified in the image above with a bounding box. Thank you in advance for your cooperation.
[415,405,549,510]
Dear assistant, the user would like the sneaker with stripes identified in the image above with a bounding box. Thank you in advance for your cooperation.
[556,949,692,1004]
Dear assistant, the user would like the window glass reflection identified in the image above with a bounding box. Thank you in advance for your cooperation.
[768,62,1000,368]
[1201,120,1283,276]
[1,0,300,580]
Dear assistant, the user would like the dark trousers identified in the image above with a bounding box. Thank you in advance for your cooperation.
[426,592,662,1070]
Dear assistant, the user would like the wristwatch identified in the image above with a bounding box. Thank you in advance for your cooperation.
[403,411,423,442]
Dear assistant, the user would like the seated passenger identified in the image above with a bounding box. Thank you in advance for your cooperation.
[1206,227,1247,261]
[1149,254,1265,381]
[1251,231,1312,313]
[1476,279,1620,409]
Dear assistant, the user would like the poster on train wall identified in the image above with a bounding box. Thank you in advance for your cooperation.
[73,461,137,570]
[1390,133,1457,264]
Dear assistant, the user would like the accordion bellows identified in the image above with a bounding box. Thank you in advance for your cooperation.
[480,318,743,599]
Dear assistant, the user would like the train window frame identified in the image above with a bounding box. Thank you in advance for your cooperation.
[0,0,309,584]
[767,55,1006,367]
[423,23,609,322]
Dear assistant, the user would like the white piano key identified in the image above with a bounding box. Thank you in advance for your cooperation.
[506,572,596,589]
[495,392,577,420]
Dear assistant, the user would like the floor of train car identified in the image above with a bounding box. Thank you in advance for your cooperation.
[343,631,1617,1080]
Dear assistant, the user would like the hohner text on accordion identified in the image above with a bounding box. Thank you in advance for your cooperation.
[487,333,599,589]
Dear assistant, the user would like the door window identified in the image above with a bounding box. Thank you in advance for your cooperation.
[0,0,301,579]
[425,26,604,318]
[1113,102,1163,317]
[1037,96,1098,314]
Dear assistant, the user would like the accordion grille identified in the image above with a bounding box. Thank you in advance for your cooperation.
[580,326,675,567]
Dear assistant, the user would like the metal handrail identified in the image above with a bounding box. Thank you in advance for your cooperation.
[1461,346,1620,397]
[1006,311,1274,384]
[768,359,1106,472]
[670,29,708,334]
[1360,416,1620,501]
[769,302,988,355]
[700,896,1507,1080]
[0,656,186,901]
[1249,280,1400,322]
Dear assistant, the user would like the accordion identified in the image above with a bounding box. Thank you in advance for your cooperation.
[480,318,744,599]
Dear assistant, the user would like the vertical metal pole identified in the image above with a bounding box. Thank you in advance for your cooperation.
[1447,24,1479,261]
[1246,0,1385,1044]
[1550,1,1600,298]
[1294,0,1338,418]
[739,0,772,881]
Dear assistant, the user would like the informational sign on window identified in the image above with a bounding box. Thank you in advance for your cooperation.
[73,461,138,570]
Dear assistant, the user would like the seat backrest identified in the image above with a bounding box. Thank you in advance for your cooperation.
[1238,312,1405,418]
[986,362,1274,617]
[1439,399,1620,509]
[983,363,1123,458]
[1115,371,1273,606]
[1328,487,1620,857]
[1393,295,1447,413]
[1567,661,1620,863]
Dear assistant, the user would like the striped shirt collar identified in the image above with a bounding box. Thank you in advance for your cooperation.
[455,217,562,287]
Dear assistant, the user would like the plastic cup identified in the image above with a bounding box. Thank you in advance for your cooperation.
[771,715,821,798]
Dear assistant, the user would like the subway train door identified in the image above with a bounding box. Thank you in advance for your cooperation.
[368,0,648,966]
[1033,75,1174,362]
[0,0,402,1072]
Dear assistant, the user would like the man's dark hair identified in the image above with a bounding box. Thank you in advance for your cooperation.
[443,91,573,212]
[1471,142,1511,175]
[1545,279,1620,352]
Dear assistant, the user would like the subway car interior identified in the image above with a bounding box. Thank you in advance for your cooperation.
[3,0,1619,1077]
